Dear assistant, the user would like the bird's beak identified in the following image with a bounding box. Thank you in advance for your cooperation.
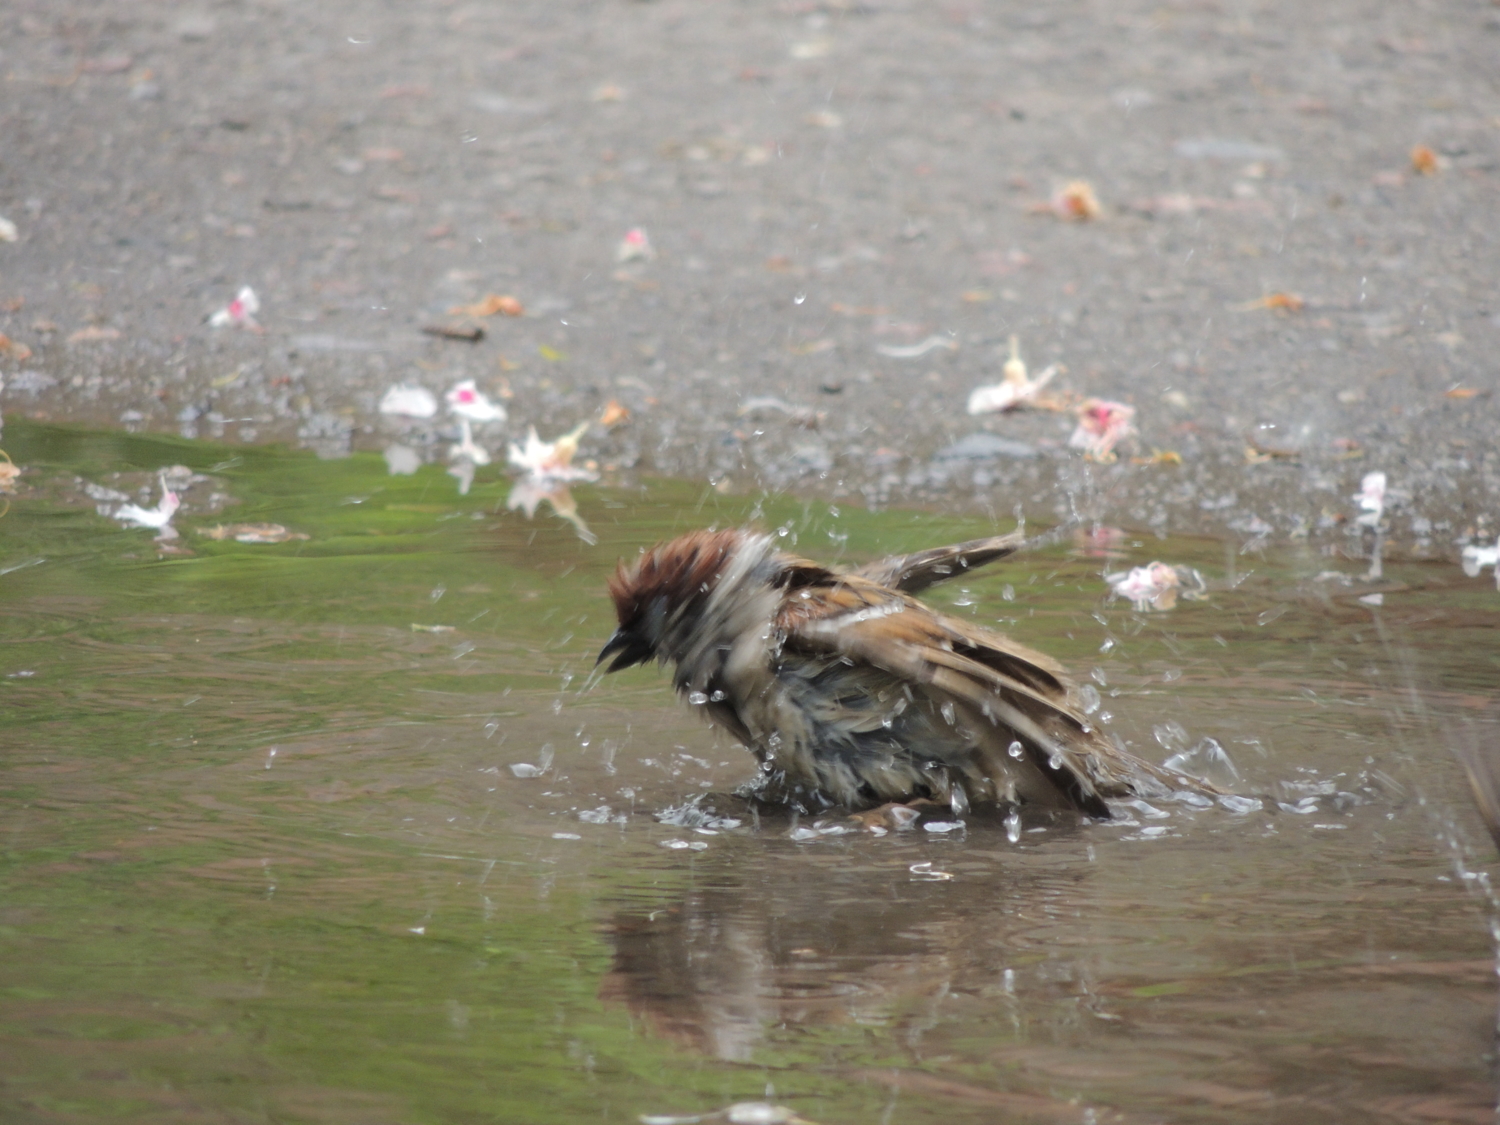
[596,628,650,672]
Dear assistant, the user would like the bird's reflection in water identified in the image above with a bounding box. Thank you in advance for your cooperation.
[507,480,596,545]
[599,812,1096,1063]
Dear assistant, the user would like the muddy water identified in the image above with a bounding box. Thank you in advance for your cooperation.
[1,421,1496,1124]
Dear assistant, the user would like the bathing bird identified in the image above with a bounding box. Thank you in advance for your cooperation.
[599,528,1193,818]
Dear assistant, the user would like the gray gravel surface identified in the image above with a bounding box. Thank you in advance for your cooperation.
[2,0,1498,554]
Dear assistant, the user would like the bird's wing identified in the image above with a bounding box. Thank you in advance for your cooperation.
[850,533,1024,594]
[775,573,1118,814]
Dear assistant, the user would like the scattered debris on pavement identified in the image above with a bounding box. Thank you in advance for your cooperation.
[616,227,655,263]
[1410,144,1443,175]
[0,334,33,362]
[876,334,958,359]
[421,323,485,342]
[445,378,507,423]
[208,286,261,329]
[448,294,524,318]
[1240,292,1305,314]
[1033,180,1101,220]
[379,384,438,418]
[508,422,597,484]
[966,335,1059,414]
[1354,471,1386,528]
[1068,398,1136,462]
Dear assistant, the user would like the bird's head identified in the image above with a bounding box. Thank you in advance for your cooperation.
[597,529,751,672]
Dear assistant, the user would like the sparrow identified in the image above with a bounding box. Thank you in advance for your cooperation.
[598,528,1192,818]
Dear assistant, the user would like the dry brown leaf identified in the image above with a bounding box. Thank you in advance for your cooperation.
[598,400,630,427]
[1410,145,1440,175]
[1243,292,1305,313]
[67,325,121,344]
[1131,449,1183,466]
[0,333,32,362]
[1244,438,1299,463]
[1445,386,1482,400]
[1049,180,1101,220]
[448,294,525,318]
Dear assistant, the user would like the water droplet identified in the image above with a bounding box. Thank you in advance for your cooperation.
[1007,740,1024,759]
[793,292,807,304]
[1257,605,1288,626]
[1079,684,1101,714]
[909,862,954,880]
[949,782,970,817]
[688,690,709,705]
[1001,584,1015,601]
[1005,811,1022,843]
[1002,967,1016,992]
[1153,721,1189,752]
[710,689,727,702]
[940,701,957,725]
[1218,794,1262,814]
[1048,753,1064,770]
[1163,736,1241,787]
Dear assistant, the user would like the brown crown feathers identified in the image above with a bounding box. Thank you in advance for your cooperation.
[599,528,1200,818]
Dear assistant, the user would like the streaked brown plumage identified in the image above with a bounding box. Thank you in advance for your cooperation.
[599,528,1190,818]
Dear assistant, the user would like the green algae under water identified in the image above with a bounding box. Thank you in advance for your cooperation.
[1,420,1498,1124]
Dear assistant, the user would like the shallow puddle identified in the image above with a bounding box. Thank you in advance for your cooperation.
[1,421,1496,1124]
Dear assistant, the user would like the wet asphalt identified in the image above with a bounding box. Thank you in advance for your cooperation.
[2,0,1498,556]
